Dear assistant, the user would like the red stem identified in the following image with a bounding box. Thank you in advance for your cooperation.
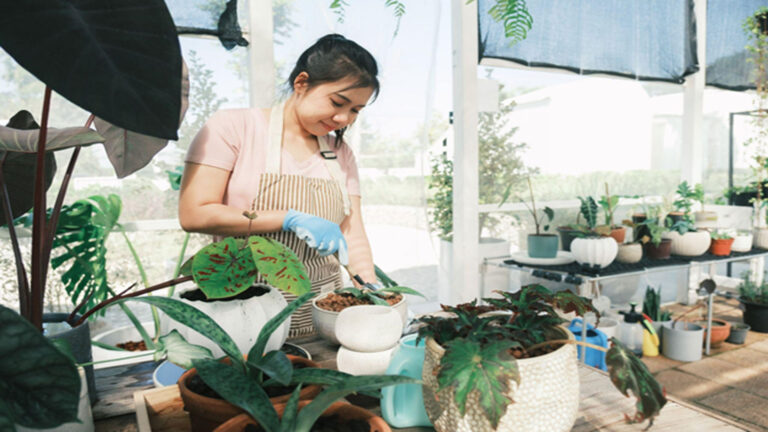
[29,87,52,330]
[0,153,30,317]
[73,275,193,327]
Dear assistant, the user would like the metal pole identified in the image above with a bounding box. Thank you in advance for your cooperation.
[705,292,714,355]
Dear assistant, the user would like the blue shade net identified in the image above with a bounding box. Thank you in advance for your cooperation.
[478,0,698,83]
[166,0,249,50]
[706,0,768,91]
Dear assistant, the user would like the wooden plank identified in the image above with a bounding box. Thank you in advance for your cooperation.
[133,386,190,432]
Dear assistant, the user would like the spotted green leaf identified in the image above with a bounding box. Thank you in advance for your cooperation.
[606,338,667,425]
[154,329,213,369]
[248,236,310,296]
[192,237,257,299]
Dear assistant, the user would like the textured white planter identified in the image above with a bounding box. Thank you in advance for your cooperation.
[161,284,288,358]
[616,243,642,264]
[312,291,408,345]
[335,305,403,352]
[732,233,754,252]
[336,345,397,375]
[571,237,618,268]
[754,227,768,249]
[422,327,579,432]
[92,322,154,369]
[662,230,711,256]
[694,211,718,229]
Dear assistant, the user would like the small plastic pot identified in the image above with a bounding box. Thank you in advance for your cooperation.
[709,238,734,256]
[527,233,558,258]
[725,323,750,345]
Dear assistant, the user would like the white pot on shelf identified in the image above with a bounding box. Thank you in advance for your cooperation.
[335,305,403,352]
[732,232,754,252]
[91,321,154,369]
[570,237,618,269]
[754,227,768,249]
[662,230,711,256]
[616,243,642,264]
[161,284,289,358]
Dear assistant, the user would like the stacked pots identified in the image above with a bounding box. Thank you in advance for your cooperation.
[335,305,403,376]
[312,293,408,345]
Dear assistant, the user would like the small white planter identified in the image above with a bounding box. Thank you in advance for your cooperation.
[312,291,408,345]
[571,237,618,268]
[662,230,711,256]
[336,345,397,376]
[335,305,403,352]
[732,233,754,252]
[91,322,154,369]
[161,284,289,358]
[616,243,642,264]
[754,227,768,249]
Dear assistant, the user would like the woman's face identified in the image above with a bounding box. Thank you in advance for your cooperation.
[293,74,375,137]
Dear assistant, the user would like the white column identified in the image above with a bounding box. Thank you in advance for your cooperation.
[681,0,706,184]
[247,0,275,108]
[448,0,480,305]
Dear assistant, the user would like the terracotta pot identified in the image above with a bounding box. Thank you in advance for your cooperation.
[213,401,391,432]
[609,226,626,244]
[616,243,642,264]
[662,230,711,256]
[693,319,732,347]
[709,238,734,256]
[179,355,321,432]
[643,239,672,260]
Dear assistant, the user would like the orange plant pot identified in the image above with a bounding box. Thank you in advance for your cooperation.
[609,226,626,244]
[709,238,734,256]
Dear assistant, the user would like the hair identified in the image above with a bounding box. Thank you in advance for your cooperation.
[286,34,379,147]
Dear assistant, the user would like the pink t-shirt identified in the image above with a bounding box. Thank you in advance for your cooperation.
[185,108,361,212]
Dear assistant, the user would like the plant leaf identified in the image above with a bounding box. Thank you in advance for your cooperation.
[437,338,519,428]
[606,338,667,424]
[366,292,390,306]
[0,305,80,429]
[336,287,366,299]
[247,291,316,361]
[552,291,598,319]
[193,358,280,432]
[192,237,258,299]
[378,285,426,298]
[248,236,311,296]
[374,264,399,288]
[154,329,213,368]
[262,367,353,388]
[120,297,243,366]
[0,125,103,153]
[247,350,292,386]
[278,385,303,432]
[178,256,194,277]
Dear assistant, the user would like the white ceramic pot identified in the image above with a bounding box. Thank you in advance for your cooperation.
[754,227,768,249]
[161,284,289,358]
[335,305,403,352]
[16,367,94,432]
[732,233,754,252]
[694,211,718,229]
[91,322,154,369]
[422,327,579,432]
[312,291,408,345]
[615,243,642,264]
[662,230,711,256]
[596,318,619,340]
[570,237,618,268]
[336,345,397,375]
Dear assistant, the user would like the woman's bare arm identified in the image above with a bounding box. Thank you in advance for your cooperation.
[340,195,376,285]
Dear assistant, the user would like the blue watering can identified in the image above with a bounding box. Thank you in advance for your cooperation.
[380,334,433,428]
[568,318,608,371]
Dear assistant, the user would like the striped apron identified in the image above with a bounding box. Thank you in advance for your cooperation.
[252,102,351,338]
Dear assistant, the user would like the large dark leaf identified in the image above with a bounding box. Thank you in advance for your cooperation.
[192,237,259,299]
[605,338,667,425]
[0,305,80,429]
[0,0,182,140]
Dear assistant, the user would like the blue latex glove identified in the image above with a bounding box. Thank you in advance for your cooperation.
[282,209,349,265]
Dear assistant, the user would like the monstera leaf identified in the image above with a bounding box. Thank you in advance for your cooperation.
[0,305,80,429]
[248,236,311,296]
[606,338,667,424]
[192,237,259,299]
[0,0,182,139]
[437,338,521,429]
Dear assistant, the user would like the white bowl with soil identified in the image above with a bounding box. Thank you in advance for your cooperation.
[92,321,154,369]
[312,291,407,345]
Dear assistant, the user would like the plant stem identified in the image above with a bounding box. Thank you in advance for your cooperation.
[0,153,30,318]
[30,86,53,330]
[527,177,539,235]
[77,351,154,368]
[170,232,191,295]
[119,227,161,339]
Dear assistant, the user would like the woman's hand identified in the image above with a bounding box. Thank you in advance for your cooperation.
[283,210,349,264]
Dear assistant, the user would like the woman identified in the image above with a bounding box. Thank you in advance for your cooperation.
[179,34,377,337]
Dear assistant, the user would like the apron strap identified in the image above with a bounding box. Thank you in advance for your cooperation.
[318,135,351,216]
[266,101,284,175]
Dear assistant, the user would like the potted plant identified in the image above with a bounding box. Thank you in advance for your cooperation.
[312,266,423,344]
[570,196,617,269]
[732,229,755,252]
[726,322,751,344]
[690,183,718,229]
[663,182,712,256]
[521,177,557,258]
[638,208,672,260]
[599,183,626,243]
[642,286,672,335]
[0,0,184,404]
[737,272,768,333]
[669,181,697,225]
[692,318,732,347]
[709,231,735,256]
[416,285,666,431]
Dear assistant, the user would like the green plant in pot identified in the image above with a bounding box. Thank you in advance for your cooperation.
[522,177,556,258]
[0,0,184,412]
[670,181,697,224]
[737,272,768,333]
[416,284,666,431]
[599,182,626,243]
[569,196,618,269]
[709,230,735,256]
[638,210,672,260]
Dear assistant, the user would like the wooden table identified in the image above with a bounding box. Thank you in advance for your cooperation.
[95,335,750,431]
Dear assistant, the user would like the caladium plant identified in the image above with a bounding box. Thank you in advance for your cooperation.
[417,284,667,429]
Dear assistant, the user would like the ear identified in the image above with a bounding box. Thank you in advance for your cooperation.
[293,71,310,94]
